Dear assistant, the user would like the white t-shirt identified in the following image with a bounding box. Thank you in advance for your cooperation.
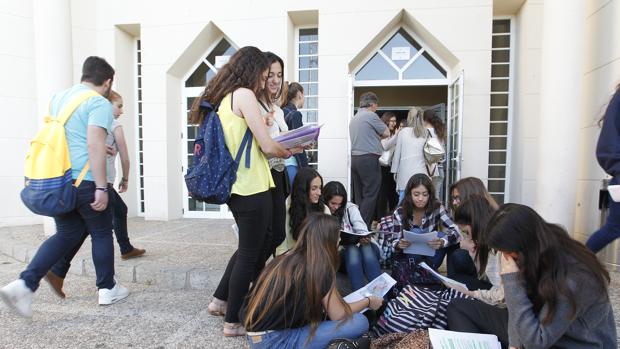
[105,119,121,184]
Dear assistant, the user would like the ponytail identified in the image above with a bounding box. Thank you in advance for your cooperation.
[281,82,304,108]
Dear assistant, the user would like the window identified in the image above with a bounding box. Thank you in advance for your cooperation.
[355,28,446,82]
[135,39,145,214]
[183,38,237,216]
[487,19,513,204]
[297,28,319,169]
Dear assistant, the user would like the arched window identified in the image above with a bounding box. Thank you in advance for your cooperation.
[183,38,237,218]
[355,28,446,83]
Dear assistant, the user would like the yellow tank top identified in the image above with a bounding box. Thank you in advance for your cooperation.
[218,93,274,196]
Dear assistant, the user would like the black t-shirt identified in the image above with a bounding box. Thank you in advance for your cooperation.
[240,274,332,332]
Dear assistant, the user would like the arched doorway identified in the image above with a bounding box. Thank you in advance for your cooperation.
[349,26,463,203]
[181,37,237,218]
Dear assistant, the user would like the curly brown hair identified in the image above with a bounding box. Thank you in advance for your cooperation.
[188,46,269,124]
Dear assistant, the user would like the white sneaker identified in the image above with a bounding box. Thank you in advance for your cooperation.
[98,282,129,305]
[0,279,34,318]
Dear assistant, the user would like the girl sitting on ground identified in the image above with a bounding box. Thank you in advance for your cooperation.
[241,213,383,348]
[452,204,616,349]
[323,181,382,291]
[276,167,329,255]
[379,173,459,295]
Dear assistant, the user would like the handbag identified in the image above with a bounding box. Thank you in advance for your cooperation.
[379,149,393,167]
[423,130,445,176]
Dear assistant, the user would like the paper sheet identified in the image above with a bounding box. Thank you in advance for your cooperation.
[274,124,322,148]
[402,230,438,256]
[343,273,396,313]
[419,262,469,290]
[428,328,502,349]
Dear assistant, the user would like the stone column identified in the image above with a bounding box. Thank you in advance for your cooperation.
[32,0,74,235]
[534,0,585,232]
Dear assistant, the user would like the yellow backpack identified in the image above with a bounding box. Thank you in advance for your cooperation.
[21,90,99,216]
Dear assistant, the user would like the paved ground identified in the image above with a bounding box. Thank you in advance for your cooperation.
[0,218,619,348]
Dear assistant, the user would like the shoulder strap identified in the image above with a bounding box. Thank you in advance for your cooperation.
[234,128,253,169]
[74,162,90,188]
[56,90,100,125]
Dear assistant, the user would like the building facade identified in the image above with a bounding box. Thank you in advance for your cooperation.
[1,0,619,254]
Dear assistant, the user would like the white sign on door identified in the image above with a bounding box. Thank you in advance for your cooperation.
[391,47,411,61]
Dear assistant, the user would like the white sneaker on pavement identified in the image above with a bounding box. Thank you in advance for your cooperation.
[0,279,34,318]
[98,282,129,305]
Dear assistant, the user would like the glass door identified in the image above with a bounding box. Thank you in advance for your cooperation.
[445,71,464,203]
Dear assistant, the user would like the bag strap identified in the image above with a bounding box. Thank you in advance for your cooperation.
[74,162,90,187]
[234,128,253,168]
[56,90,100,125]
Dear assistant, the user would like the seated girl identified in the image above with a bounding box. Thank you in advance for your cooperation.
[323,181,382,291]
[379,173,459,295]
[241,213,383,348]
[451,204,616,349]
[446,195,502,299]
[276,167,329,255]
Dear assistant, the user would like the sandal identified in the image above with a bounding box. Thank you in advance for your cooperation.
[223,322,247,337]
[208,300,227,316]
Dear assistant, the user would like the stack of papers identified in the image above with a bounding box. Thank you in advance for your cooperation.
[273,124,322,148]
[402,230,438,256]
[429,328,501,349]
[343,273,396,313]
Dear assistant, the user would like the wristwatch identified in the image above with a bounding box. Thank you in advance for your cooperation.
[96,187,109,192]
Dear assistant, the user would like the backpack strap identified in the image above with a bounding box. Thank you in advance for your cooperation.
[56,90,100,125]
[234,128,253,169]
[74,162,90,187]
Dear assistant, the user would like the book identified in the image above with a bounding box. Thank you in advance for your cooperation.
[419,262,469,290]
[428,328,501,349]
[343,273,396,313]
[274,124,322,148]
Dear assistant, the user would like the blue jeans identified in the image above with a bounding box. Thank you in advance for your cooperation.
[50,186,133,278]
[286,165,298,192]
[247,313,368,349]
[343,243,382,291]
[587,189,620,253]
[20,181,115,291]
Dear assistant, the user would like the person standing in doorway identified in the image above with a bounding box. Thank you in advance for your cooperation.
[587,85,620,253]
[375,112,400,221]
[391,107,427,204]
[0,57,129,317]
[349,92,389,229]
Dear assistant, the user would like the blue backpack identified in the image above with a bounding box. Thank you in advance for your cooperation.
[184,99,252,204]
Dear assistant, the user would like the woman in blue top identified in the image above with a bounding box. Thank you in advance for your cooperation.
[379,173,459,295]
[586,85,620,253]
[323,181,382,291]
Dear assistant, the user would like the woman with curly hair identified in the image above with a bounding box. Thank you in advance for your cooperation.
[189,46,296,337]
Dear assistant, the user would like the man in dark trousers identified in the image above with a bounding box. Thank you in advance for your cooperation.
[349,92,389,229]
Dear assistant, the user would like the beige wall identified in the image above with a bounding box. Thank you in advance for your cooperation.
[0,1,39,226]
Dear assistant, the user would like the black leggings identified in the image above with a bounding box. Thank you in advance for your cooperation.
[213,190,273,323]
[268,169,287,261]
[447,298,509,349]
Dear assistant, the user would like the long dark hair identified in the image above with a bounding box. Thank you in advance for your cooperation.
[261,52,285,105]
[243,213,351,340]
[188,46,269,124]
[281,81,304,108]
[322,181,348,223]
[486,204,610,324]
[290,168,324,240]
[401,174,439,230]
[423,109,446,142]
[453,195,497,277]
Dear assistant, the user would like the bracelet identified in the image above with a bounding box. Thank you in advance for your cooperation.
[365,296,371,308]
[96,186,109,192]
[121,177,128,183]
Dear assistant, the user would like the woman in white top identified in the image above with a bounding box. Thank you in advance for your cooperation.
[423,109,447,200]
[391,107,427,203]
[257,52,289,263]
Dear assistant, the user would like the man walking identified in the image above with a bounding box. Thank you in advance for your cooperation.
[349,92,389,229]
[0,56,129,318]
